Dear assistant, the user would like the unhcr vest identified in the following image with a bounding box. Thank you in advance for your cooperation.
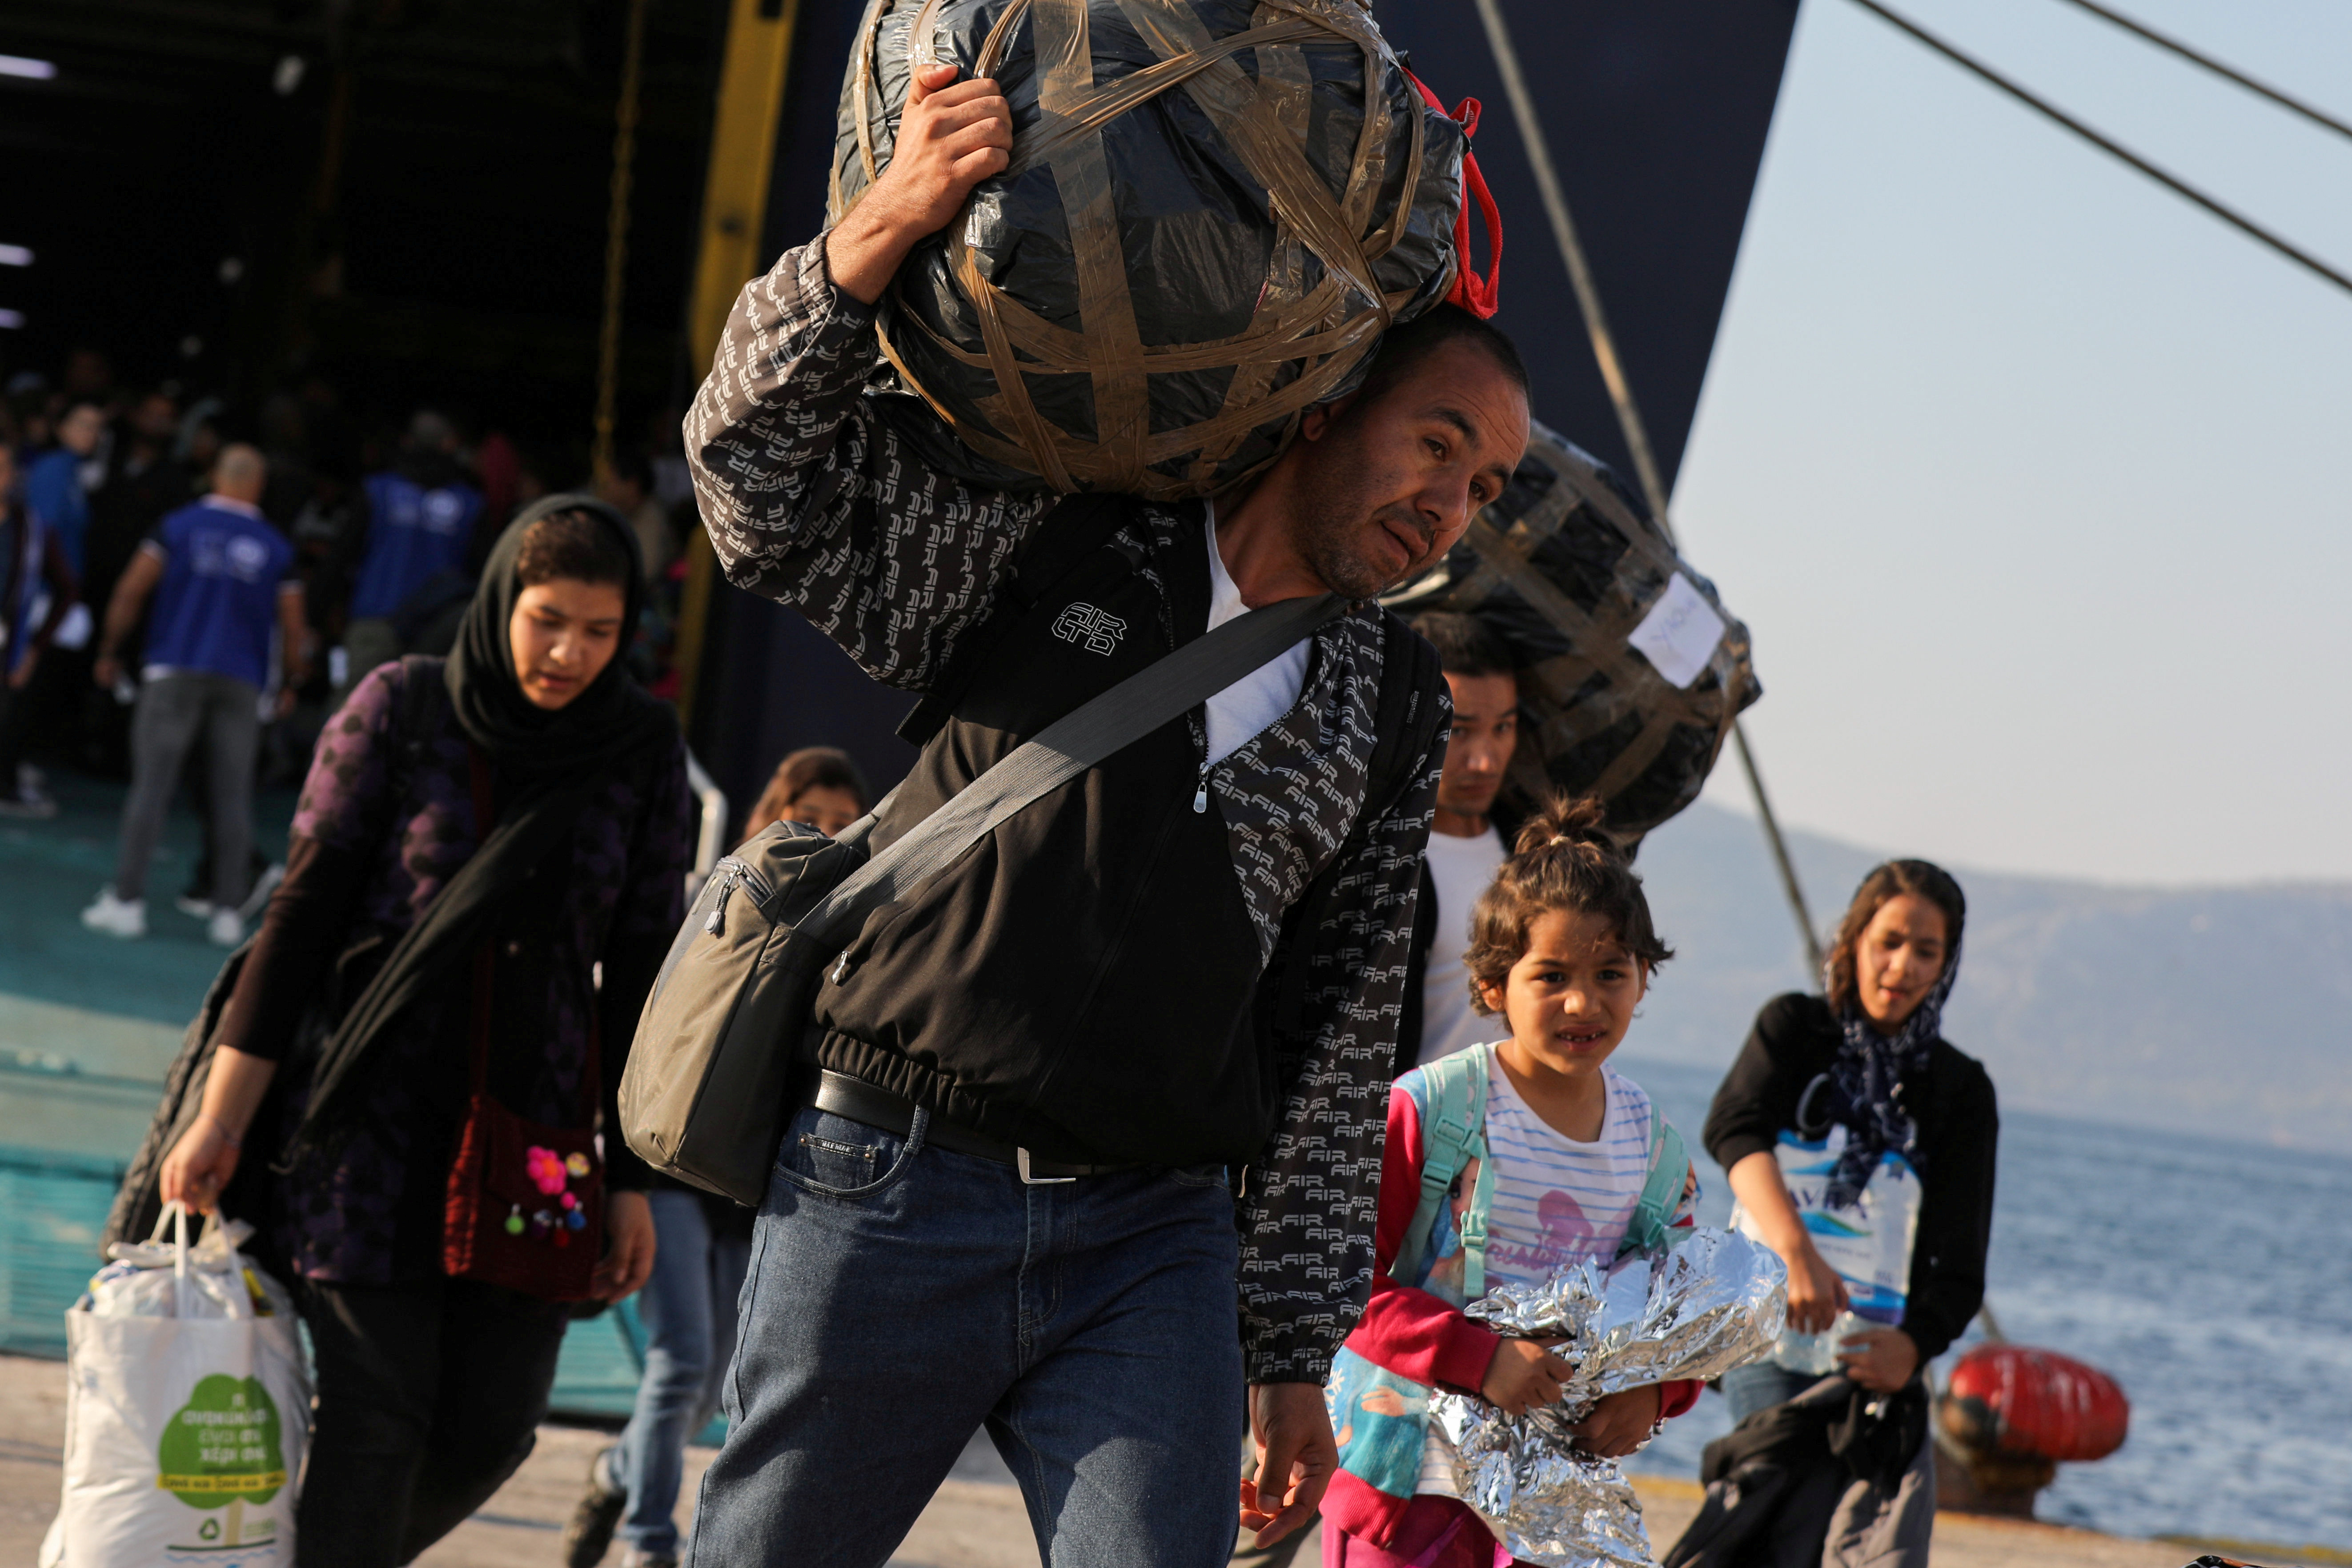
[350,473,483,619]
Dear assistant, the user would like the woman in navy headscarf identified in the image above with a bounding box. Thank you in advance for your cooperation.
[1676,861,1998,1566]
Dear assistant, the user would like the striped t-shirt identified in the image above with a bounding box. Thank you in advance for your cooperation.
[1481,1057,1686,1291]
[1417,1051,1694,1498]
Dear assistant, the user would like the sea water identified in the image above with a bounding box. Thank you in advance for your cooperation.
[1620,1053,2352,1552]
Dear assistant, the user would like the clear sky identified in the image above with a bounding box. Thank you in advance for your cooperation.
[1670,0,2352,887]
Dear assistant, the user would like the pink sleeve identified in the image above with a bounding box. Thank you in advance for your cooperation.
[1342,1084,1503,1395]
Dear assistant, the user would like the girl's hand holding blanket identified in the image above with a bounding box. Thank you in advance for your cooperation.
[1480,1336,1577,1417]
[1567,1383,1663,1458]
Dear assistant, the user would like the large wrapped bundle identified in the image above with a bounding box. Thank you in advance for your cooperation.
[1383,421,1759,843]
[832,0,1468,499]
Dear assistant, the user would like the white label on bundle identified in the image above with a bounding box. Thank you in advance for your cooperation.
[1627,573,1725,689]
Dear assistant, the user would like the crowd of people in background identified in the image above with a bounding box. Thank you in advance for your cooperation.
[4,340,935,1568]
[0,347,703,946]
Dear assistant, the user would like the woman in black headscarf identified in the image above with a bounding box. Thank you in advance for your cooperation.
[1671,861,1997,1567]
[157,496,694,1567]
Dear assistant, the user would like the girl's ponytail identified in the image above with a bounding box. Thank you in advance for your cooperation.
[1510,793,1618,860]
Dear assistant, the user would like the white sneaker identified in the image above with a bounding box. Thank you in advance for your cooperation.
[176,894,216,919]
[0,791,56,819]
[206,908,244,948]
[0,764,56,819]
[82,889,147,939]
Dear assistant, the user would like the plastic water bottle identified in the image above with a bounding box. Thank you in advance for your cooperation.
[1773,1310,1870,1375]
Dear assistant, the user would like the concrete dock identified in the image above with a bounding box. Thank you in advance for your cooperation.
[4,1351,2321,1568]
[4,782,2335,1568]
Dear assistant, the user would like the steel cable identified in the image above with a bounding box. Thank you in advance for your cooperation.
[1846,0,2352,301]
[2046,0,2352,147]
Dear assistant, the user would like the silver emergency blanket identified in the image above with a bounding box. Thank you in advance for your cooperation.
[1428,1227,1788,1568]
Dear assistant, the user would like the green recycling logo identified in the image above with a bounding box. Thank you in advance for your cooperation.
[156,1374,286,1505]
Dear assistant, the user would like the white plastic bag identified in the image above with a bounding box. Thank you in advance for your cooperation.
[41,1203,311,1567]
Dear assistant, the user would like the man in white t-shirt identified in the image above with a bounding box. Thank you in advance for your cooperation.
[1402,611,1521,1071]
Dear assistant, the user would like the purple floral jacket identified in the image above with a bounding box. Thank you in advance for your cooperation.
[236,658,692,1283]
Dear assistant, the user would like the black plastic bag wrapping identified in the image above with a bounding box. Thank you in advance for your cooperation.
[831,0,1465,499]
[1382,421,1761,844]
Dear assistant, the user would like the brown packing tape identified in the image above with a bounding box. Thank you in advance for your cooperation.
[975,0,1037,76]
[875,310,973,432]
[1525,433,1686,586]
[1002,16,1326,177]
[1585,709,1686,804]
[1035,0,1151,491]
[1250,15,1316,142]
[907,0,950,67]
[1142,307,1385,460]
[845,0,895,209]
[1112,0,1389,308]
[953,240,1078,490]
[1529,435,1758,710]
[1485,437,1752,712]
[910,265,1406,490]
[894,272,1364,375]
[1257,0,1419,253]
[1187,31,1317,486]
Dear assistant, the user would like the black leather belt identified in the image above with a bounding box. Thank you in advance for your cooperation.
[810,1070,1140,1184]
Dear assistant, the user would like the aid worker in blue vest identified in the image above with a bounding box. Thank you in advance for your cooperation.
[83,445,305,946]
[335,409,485,695]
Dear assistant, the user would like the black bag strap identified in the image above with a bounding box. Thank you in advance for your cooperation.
[814,590,1347,944]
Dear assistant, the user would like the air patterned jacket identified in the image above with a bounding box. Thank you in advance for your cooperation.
[685,233,1452,1383]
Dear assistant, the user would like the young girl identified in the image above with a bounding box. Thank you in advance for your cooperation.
[1320,796,1703,1568]
[739,744,870,844]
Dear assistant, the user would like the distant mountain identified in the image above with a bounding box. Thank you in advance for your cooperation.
[1624,803,2352,1150]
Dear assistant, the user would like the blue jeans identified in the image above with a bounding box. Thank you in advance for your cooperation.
[686,1102,1245,1568]
[610,1190,752,1559]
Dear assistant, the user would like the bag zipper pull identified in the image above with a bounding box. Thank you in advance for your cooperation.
[831,948,854,985]
[1193,762,1211,815]
[703,864,739,934]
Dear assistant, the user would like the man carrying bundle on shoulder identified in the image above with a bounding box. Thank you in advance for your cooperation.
[682,61,1529,1568]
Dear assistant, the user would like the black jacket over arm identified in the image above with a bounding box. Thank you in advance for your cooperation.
[1703,992,1999,1363]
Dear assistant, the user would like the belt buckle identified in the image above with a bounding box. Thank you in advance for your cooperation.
[1016,1148,1077,1186]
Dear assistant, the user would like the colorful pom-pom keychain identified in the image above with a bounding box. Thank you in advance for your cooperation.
[515,1145,595,1245]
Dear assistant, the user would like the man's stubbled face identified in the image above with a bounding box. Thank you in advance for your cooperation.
[1285,340,1529,599]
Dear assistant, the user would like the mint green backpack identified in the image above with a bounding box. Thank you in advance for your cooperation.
[1327,1043,1690,1504]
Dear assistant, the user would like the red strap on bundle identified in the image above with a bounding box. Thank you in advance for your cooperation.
[1404,68,1503,319]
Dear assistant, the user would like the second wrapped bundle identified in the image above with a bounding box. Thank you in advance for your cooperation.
[832,0,1467,498]
[1382,421,1759,845]
[1429,1228,1788,1568]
